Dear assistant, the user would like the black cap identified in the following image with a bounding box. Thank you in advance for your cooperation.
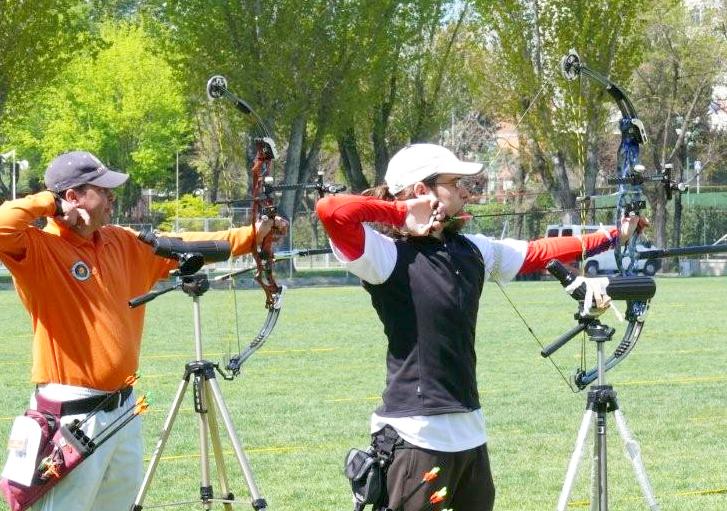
[45,151,129,192]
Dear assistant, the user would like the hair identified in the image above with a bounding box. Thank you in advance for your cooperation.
[362,176,437,201]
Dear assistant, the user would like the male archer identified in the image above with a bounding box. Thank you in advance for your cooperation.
[0,151,285,511]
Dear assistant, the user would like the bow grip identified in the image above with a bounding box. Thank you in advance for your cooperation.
[547,260,656,302]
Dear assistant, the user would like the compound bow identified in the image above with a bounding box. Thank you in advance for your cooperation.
[550,50,726,389]
[206,75,344,376]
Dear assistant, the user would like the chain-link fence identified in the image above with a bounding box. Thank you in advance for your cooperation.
[107,193,727,282]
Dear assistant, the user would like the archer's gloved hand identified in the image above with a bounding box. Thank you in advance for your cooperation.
[565,275,612,316]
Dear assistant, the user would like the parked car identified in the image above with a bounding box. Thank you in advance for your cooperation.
[545,224,660,276]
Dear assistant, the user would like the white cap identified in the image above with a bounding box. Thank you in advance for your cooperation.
[385,144,483,195]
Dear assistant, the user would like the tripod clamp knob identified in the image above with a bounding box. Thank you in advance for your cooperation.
[180,273,211,297]
[587,385,619,412]
[584,321,616,343]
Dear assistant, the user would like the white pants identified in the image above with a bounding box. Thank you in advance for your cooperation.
[30,384,143,511]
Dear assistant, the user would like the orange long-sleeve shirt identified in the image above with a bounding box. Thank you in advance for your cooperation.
[0,191,256,391]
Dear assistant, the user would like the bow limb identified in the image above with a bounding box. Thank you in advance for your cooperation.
[573,299,649,389]
[562,49,649,275]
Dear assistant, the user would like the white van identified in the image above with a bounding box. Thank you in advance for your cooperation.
[545,224,660,276]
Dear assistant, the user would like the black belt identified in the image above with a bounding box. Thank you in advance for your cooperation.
[36,386,133,416]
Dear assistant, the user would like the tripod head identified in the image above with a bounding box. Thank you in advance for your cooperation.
[128,270,211,308]
[180,273,210,297]
[542,259,656,390]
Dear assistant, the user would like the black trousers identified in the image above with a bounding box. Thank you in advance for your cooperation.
[385,443,495,511]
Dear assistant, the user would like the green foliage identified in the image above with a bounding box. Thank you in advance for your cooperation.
[150,194,221,231]
[0,0,101,115]
[0,21,191,202]
[473,0,655,212]
[670,204,727,247]
[626,1,727,249]
[143,1,473,203]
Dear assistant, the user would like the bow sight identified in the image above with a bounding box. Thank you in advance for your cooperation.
[263,171,347,198]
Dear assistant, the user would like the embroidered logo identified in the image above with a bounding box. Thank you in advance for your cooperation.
[70,261,92,281]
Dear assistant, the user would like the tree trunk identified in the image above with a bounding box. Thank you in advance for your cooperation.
[209,154,221,203]
[643,178,669,252]
[552,150,576,224]
[672,158,684,249]
[279,114,306,220]
[373,65,398,185]
[295,119,328,216]
[584,111,602,224]
[514,160,527,239]
[337,127,370,192]
[373,103,391,185]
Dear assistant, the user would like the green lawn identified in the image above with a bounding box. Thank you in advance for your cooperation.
[0,277,725,510]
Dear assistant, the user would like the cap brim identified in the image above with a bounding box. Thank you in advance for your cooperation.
[87,169,129,188]
[437,161,483,177]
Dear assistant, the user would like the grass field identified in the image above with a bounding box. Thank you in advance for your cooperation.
[0,277,725,510]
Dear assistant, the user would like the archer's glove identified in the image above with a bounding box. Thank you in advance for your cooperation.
[565,275,612,317]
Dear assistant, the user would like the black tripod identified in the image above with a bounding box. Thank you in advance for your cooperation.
[130,273,267,510]
[549,317,660,511]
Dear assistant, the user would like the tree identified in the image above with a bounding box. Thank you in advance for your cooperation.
[631,1,727,252]
[474,0,654,225]
[144,0,474,214]
[0,0,100,117]
[0,21,191,214]
[144,0,369,218]
[332,1,478,186]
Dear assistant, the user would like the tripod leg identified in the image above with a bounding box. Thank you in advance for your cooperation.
[203,382,235,511]
[132,378,190,510]
[207,377,267,510]
[557,409,594,511]
[196,376,215,510]
[613,410,660,511]
[595,406,608,511]
[590,424,598,511]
